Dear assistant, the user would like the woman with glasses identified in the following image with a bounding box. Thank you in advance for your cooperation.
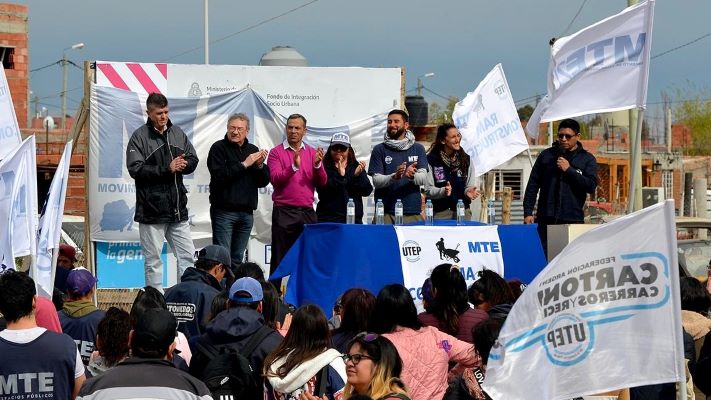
[264,304,347,400]
[424,123,480,221]
[316,133,373,224]
[342,332,410,400]
[370,284,481,400]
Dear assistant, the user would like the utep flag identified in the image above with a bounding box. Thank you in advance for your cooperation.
[394,225,504,312]
[483,201,684,400]
[35,140,73,297]
[6,136,38,258]
[0,65,22,160]
[527,0,655,138]
[452,64,528,177]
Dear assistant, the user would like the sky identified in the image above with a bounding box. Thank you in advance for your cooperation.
[18,0,711,125]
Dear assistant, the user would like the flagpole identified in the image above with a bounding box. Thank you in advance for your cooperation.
[626,108,645,214]
[525,148,534,168]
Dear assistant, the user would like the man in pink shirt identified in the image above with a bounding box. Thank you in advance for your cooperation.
[267,114,327,287]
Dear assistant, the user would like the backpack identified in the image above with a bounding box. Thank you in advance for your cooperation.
[195,325,273,400]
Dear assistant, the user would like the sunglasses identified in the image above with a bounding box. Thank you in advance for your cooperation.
[342,353,375,365]
[558,133,577,140]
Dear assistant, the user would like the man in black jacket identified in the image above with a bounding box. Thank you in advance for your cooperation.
[207,113,270,265]
[523,118,598,258]
[126,93,199,291]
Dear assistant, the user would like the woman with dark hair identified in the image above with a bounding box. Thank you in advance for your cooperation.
[467,270,515,312]
[680,277,711,399]
[264,304,347,399]
[316,133,373,224]
[418,264,488,342]
[424,124,480,221]
[370,284,480,400]
[343,333,411,400]
[331,288,377,352]
[260,281,281,330]
[87,307,131,376]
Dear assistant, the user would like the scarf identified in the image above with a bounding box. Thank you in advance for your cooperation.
[384,130,416,151]
[440,150,463,176]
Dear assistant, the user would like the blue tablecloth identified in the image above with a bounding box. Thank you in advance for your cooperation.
[271,222,546,313]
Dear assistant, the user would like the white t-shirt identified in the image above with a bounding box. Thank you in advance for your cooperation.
[0,327,85,378]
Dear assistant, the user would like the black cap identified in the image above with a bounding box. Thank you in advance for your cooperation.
[133,308,177,353]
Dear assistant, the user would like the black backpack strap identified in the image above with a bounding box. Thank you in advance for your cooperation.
[315,365,329,396]
[240,325,273,358]
[195,339,220,360]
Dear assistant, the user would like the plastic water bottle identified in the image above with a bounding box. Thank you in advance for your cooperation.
[375,199,385,225]
[488,199,496,224]
[456,199,465,225]
[346,198,355,224]
[394,199,404,225]
[425,199,434,225]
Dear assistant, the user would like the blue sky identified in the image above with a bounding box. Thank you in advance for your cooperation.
[19,0,711,120]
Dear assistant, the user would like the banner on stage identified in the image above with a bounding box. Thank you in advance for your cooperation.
[527,0,655,138]
[484,201,684,400]
[394,225,504,312]
[95,241,167,288]
[452,64,528,176]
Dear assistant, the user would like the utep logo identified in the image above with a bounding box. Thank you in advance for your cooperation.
[385,156,393,165]
[545,313,590,364]
[401,240,421,262]
[493,79,506,100]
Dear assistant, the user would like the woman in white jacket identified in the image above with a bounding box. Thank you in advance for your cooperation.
[264,304,347,400]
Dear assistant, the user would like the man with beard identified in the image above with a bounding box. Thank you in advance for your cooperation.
[368,109,428,224]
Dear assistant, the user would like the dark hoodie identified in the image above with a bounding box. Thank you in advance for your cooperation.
[188,307,282,386]
[165,267,222,339]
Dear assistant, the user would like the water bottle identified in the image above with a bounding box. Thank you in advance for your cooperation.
[394,199,404,225]
[375,199,385,225]
[488,199,496,224]
[346,198,355,224]
[456,199,465,225]
[425,199,434,226]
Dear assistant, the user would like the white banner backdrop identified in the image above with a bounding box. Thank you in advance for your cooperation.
[394,225,505,312]
[484,201,684,400]
[0,65,22,160]
[452,64,529,177]
[526,0,655,138]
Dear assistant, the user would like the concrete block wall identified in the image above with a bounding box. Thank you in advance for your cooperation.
[0,3,28,129]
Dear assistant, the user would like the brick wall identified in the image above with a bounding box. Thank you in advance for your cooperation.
[0,3,29,129]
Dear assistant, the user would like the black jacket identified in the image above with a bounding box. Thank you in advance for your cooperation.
[207,136,270,212]
[316,163,373,223]
[126,119,199,224]
[523,142,597,222]
[165,267,222,339]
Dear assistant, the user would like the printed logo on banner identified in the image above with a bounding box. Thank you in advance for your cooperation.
[187,82,202,97]
[435,238,461,263]
[96,242,168,288]
[99,200,136,232]
[401,240,421,262]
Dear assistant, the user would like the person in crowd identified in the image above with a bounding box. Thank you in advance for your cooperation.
[59,267,106,365]
[54,243,77,294]
[87,307,131,376]
[370,284,481,400]
[316,132,373,223]
[424,124,480,221]
[331,288,377,353]
[126,92,199,290]
[694,329,711,398]
[261,280,281,330]
[0,270,86,399]
[165,244,232,339]
[421,278,434,313]
[507,279,525,301]
[190,277,282,389]
[131,286,192,368]
[328,295,343,330]
[467,269,515,313]
[36,293,63,333]
[77,308,211,400]
[264,304,347,400]
[343,332,411,400]
[268,113,327,286]
[233,261,294,327]
[523,118,598,258]
[208,113,270,264]
[680,276,711,399]
[205,290,229,324]
[368,110,428,224]
[418,264,488,342]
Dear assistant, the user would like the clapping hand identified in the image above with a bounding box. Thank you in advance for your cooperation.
[170,154,188,173]
[444,181,452,196]
[465,186,480,200]
[405,161,417,179]
[314,147,325,168]
[354,160,366,176]
[336,155,347,176]
[393,162,406,180]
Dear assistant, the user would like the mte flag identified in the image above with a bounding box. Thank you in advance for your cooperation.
[35,140,73,297]
[483,201,684,400]
[452,64,528,177]
[527,0,655,138]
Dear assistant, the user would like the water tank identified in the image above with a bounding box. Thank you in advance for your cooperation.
[259,46,308,67]
[405,95,428,126]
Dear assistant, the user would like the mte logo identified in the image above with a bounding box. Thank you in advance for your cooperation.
[401,240,421,262]
[468,241,500,253]
[408,155,418,163]
[544,313,590,365]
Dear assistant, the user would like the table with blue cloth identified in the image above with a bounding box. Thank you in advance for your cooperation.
[271,221,547,313]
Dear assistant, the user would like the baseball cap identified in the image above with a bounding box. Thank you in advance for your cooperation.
[59,244,77,262]
[229,277,263,303]
[66,267,97,296]
[132,308,177,353]
[330,132,351,148]
[196,245,234,279]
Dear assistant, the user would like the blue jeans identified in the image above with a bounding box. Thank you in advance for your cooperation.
[210,208,254,264]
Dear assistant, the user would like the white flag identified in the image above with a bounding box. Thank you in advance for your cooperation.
[483,200,684,400]
[2,136,38,260]
[0,65,21,160]
[35,140,73,297]
[527,0,655,138]
[452,64,529,176]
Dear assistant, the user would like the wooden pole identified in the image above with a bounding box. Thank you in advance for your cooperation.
[80,61,94,276]
[502,187,512,224]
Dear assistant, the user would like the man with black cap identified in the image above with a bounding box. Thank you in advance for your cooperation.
[165,244,232,339]
[78,308,211,400]
[189,277,282,391]
[59,267,106,365]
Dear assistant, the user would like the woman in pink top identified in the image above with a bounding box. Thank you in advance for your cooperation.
[371,284,481,400]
